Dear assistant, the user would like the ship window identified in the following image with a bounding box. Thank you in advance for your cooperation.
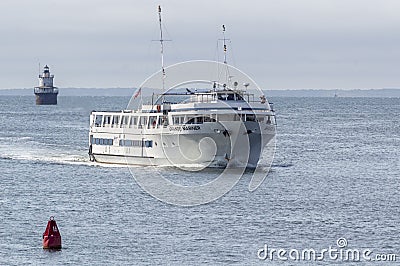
[173,116,185,125]
[218,94,228,101]
[139,116,147,128]
[144,140,153,148]
[246,114,256,121]
[112,115,120,127]
[186,116,205,124]
[149,116,157,128]
[217,93,238,101]
[120,139,134,146]
[120,140,143,147]
[121,116,129,127]
[104,116,111,126]
[94,115,103,127]
[93,138,113,145]
[130,116,137,128]
[186,117,196,124]
[204,116,216,122]
[235,93,244,101]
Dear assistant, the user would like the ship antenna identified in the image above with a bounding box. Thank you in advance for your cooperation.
[222,24,228,64]
[158,5,166,95]
[219,25,231,86]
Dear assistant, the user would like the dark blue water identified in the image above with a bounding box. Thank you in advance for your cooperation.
[0,96,399,265]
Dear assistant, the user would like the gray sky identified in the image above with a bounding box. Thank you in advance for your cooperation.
[1,0,399,89]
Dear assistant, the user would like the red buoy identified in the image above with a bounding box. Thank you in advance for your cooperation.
[42,216,62,249]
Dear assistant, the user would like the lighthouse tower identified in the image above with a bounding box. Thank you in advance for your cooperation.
[34,65,59,105]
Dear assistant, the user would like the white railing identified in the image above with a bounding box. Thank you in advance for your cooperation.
[34,87,59,94]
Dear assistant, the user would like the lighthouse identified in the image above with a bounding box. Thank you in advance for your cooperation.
[34,65,59,105]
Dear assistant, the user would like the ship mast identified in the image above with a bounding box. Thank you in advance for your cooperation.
[220,25,231,87]
[158,5,166,95]
[222,25,228,64]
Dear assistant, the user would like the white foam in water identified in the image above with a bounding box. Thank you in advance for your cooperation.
[0,142,131,168]
[0,144,134,169]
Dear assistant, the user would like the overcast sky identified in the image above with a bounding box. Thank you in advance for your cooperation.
[1,0,399,89]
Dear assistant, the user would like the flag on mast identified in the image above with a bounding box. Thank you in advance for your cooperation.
[133,87,142,99]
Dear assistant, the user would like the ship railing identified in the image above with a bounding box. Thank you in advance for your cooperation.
[34,87,59,94]
[152,91,270,105]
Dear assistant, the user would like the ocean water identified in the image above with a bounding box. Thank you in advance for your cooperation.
[0,95,399,265]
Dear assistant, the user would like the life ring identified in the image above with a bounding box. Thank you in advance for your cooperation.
[157,105,161,112]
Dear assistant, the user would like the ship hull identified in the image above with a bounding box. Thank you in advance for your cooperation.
[89,121,275,169]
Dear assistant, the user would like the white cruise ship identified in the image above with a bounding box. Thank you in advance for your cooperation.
[88,7,276,169]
